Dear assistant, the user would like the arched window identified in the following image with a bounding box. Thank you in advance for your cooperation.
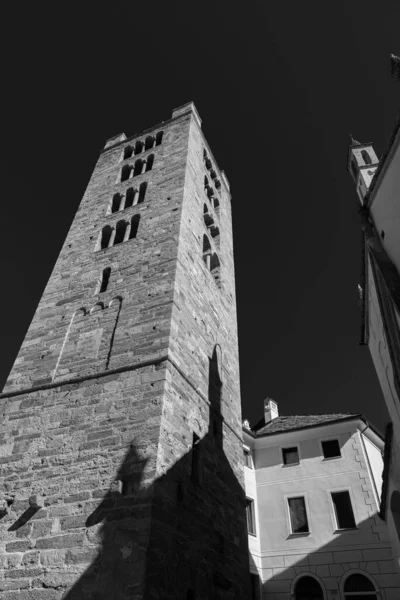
[100,226,113,250]
[123,145,133,160]
[155,131,163,145]
[213,197,220,214]
[133,159,143,177]
[204,175,209,189]
[145,136,155,151]
[210,254,220,271]
[295,576,324,600]
[111,193,122,213]
[210,225,220,246]
[203,234,211,255]
[114,220,128,245]
[215,179,221,190]
[129,214,140,239]
[203,204,213,227]
[138,182,147,204]
[210,169,217,180]
[146,154,154,172]
[343,574,377,598]
[361,150,372,165]
[134,140,144,154]
[98,267,111,293]
[390,490,400,542]
[125,188,135,209]
[120,164,131,182]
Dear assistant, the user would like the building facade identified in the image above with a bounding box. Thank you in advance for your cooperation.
[0,103,251,599]
[243,400,400,600]
[347,64,400,566]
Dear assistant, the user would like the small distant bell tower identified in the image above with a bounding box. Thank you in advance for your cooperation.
[347,136,379,204]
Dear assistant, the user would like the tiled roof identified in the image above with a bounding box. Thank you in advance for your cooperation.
[253,413,360,436]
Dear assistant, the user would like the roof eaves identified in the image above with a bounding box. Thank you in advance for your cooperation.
[254,414,363,438]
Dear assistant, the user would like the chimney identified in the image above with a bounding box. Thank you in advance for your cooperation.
[264,398,279,423]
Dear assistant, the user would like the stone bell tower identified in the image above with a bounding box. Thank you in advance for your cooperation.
[0,103,251,599]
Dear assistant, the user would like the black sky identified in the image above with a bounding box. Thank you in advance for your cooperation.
[1,1,399,433]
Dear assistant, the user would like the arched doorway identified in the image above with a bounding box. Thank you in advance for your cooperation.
[343,573,377,599]
[294,575,324,600]
[390,490,400,542]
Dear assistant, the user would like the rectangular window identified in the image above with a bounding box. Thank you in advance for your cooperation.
[244,448,253,468]
[331,491,356,529]
[322,439,341,459]
[282,446,299,465]
[246,498,256,535]
[288,496,309,534]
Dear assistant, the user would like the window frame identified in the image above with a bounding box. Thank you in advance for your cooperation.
[320,437,342,461]
[328,487,358,532]
[281,445,300,467]
[285,493,311,536]
[339,570,378,599]
[243,445,253,469]
[246,497,257,537]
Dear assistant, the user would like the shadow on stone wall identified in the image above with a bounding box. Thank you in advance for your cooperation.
[63,349,251,599]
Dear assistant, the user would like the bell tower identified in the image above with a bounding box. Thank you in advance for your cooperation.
[347,137,379,204]
[0,103,251,598]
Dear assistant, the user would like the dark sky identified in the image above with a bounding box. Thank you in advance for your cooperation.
[1,2,399,433]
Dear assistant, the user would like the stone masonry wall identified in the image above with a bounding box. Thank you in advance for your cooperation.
[0,105,251,599]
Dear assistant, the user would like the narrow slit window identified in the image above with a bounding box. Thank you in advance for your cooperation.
[138,182,147,203]
[111,193,122,213]
[120,164,131,182]
[133,159,143,176]
[125,188,135,209]
[322,439,341,459]
[145,136,154,151]
[123,145,133,160]
[331,491,356,529]
[361,149,372,165]
[134,140,143,154]
[100,226,113,250]
[282,447,299,466]
[99,268,111,293]
[210,253,221,288]
[288,496,309,534]
[146,154,154,172]
[191,432,200,485]
[246,498,256,535]
[114,220,127,245]
[129,215,140,239]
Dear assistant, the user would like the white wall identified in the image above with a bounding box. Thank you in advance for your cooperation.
[361,433,383,501]
[370,134,400,274]
[244,420,400,599]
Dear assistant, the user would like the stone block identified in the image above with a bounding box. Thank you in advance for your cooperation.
[35,533,85,549]
[283,554,309,568]
[363,548,393,561]
[309,552,333,565]
[263,555,285,568]
[333,550,363,563]
[378,560,397,573]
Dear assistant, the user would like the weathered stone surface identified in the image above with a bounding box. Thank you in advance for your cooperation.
[0,104,250,598]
